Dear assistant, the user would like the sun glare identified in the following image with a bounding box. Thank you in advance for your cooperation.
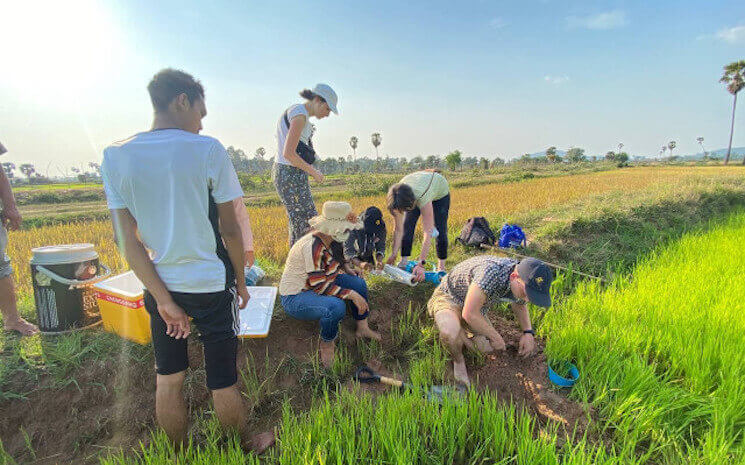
[0,0,123,103]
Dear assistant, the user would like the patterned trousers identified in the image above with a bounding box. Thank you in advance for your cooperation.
[272,163,318,246]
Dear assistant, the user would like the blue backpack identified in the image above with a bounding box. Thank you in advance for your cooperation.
[498,224,527,248]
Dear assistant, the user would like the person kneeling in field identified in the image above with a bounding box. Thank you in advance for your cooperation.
[280,201,381,368]
[428,255,553,386]
[344,206,386,272]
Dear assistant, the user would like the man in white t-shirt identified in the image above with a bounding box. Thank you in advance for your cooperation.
[0,141,39,336]
[102,69,273,452]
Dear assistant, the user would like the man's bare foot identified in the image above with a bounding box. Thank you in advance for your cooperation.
[355,321,382,341]
[472,335,494,353]
[319,340,335,369]
[245,431,275,454]
[453,360,470,386]
[4,318,39,336]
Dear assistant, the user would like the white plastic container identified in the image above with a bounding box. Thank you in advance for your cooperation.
[238,286,277,338]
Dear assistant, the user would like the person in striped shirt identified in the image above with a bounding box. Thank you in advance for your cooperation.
[279,201,381,367]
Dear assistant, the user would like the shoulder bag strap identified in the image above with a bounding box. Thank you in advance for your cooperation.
[416,171,437,203]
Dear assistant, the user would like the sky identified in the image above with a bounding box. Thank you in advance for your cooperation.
[0,0,743,173]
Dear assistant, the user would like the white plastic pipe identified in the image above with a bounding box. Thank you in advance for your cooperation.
[381,265,418,287]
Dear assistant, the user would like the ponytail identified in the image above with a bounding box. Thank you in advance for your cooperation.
[299,89,317,100]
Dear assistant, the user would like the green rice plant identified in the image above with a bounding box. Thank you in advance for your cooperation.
[99,430,262,465]
[273,389,637,465]
[331,343,353,378]
[390,301,422,353]
[542,210,745,463]
[241,350,286,411]
[0,440,16,465]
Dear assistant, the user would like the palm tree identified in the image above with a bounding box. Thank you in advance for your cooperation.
[371,133,382,159]
[19,163,35,182]
[660,146,667,158]
[254,147,266,160]
[349,136,358,159]
[546,146,557,163]
[2,162,15,180]
[719,60,745,165]
[696,137,707,159]
[667,141,676,159]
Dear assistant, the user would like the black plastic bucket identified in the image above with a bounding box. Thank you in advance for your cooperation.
[30,244,111,333]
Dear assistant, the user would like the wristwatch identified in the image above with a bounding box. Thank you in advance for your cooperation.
[523,329,535,336]
[419,260,427,266]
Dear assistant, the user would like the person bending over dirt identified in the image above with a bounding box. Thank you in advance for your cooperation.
[427,255,553,386]
[280,201,382,368]
[102,69,273,453]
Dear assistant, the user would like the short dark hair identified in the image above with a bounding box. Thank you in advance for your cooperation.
[147,68,205,112]
[386,183,417,213]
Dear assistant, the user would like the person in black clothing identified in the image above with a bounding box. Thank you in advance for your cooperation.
[344,207,386,271]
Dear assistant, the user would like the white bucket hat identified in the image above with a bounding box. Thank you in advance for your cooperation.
[309,201,362,241]
[312,83,339,114]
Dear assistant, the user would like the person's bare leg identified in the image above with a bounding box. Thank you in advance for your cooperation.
[434,310,470,386]
[437,259,446,273]
[355,319,381,340]
[319,339,335,369]
[155,371,188,447]
[0,276,38,335]
[213,383,275,454]
[212,384,246,432]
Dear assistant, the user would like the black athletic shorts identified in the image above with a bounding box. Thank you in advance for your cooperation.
[144,286,239,390]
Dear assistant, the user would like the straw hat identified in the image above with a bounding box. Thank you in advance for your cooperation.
[309,201,362,241]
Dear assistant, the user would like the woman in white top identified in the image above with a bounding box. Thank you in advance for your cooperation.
[272,83,338,246]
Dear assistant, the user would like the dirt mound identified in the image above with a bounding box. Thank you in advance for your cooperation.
[469,318,591,435]
[352,314,592,438]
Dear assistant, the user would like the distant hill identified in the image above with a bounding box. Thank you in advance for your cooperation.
[528,149,568,158]
[682,146,745,160]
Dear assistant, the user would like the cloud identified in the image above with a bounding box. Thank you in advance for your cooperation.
[544,75,570,85]
[566,10,627,30]
[716,25,745,43]
[489,17,506,29]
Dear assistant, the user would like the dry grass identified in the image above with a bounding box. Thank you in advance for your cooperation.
[6,165,743,298]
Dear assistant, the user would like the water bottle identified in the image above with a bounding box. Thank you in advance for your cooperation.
[244,264,266,286]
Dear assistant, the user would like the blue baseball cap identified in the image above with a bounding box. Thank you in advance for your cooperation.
[516,258,554,308]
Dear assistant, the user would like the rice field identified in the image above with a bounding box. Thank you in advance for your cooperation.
[3,165,745,464]
[95,209,745,464]
[541,210,745,463]
[5,165,743,298]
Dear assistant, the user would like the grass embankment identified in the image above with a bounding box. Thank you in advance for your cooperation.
[542,211,745,464]
[13,163,617,228]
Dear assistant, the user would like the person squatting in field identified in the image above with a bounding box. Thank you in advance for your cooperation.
[427,255,553,386]
[101,68,274,453]
[386,169,451,282]
[279,201,382,368]
[344,206,387,272]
